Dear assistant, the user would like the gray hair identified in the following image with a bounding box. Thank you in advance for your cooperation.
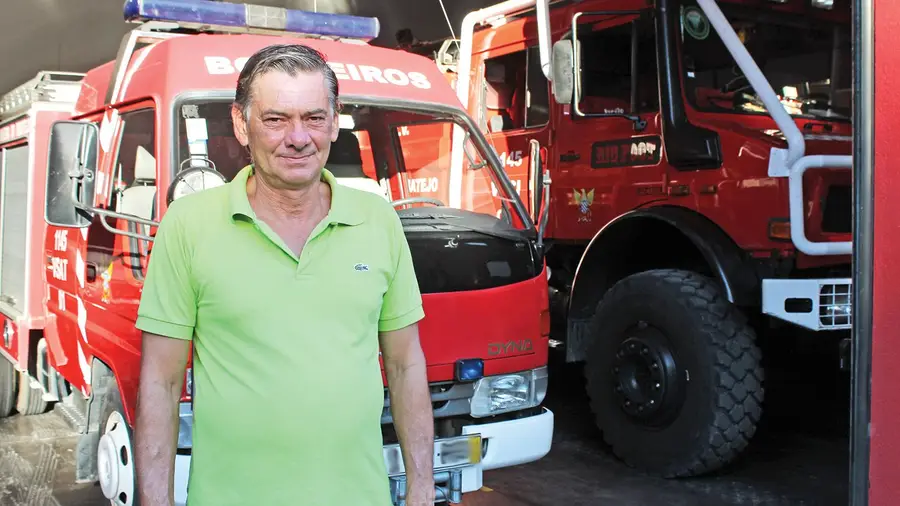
[234,44,341,122]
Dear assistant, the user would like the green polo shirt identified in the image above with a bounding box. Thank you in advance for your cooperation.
[135,165,424,506]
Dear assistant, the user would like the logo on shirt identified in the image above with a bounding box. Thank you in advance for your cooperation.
[354,263,369,272]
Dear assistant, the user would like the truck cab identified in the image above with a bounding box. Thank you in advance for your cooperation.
[32,2,554,505]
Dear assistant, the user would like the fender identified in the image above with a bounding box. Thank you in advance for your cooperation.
[564,205,758,362]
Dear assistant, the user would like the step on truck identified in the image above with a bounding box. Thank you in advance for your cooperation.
[405,0,852,478]
[0,1,555,504]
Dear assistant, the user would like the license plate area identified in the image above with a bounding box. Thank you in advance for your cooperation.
[383,434,482,477]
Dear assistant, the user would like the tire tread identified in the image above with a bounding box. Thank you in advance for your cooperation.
[586,268,764,478]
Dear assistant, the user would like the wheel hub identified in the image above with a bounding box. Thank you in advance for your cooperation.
[611,327,682,426]
[97,411,135,506]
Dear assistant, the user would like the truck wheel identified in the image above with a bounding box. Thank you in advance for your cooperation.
[584,269,764,478]
[97,381,139,506]
[16,371,48,415]
[0,358,15,418]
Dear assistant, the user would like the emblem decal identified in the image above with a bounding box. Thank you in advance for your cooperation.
[683,7,711,41]
[488,339,534,356]
[570,189,595,223]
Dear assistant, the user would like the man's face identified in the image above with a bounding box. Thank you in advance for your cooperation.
[232,69,339,189]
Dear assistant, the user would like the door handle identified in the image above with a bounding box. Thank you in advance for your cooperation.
[86,263,98,283]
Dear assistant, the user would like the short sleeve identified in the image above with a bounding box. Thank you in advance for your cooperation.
[379,208,425,332]
[135,202,197,340]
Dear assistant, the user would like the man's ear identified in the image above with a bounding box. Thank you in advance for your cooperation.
[232,104,249,146]
[330,101,341,142]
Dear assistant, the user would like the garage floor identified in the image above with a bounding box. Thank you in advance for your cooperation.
[0,351,850,506]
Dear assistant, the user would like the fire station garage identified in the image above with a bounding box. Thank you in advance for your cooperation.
[0,0,891,505]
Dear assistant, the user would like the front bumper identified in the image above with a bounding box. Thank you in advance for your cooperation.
[171,406,553,505]
[761,278,852,331]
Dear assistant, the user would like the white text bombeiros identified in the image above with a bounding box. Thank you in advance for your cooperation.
[204,57,432,89]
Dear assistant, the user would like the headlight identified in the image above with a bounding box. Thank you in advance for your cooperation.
[469,367,548,418]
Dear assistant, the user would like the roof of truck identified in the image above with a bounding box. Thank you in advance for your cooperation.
[74,32,459,116]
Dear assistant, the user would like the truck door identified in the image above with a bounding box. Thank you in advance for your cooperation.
[476,45,552,220]
[81,104,157,362]
[552,13,665,239]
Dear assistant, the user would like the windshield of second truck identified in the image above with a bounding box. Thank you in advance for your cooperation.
[679,3,851,121]
[173,98,530,230]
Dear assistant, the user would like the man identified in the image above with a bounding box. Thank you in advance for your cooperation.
[133,43,435,506]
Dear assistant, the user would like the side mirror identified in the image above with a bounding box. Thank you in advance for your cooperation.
[551,39,575,104]
[46,120,161,244]
[45,121,99,228]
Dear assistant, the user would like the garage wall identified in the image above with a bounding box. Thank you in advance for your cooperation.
[0,0,494,94]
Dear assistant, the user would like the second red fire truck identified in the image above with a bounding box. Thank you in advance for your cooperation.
[403,0,853,479]
[0,1,554,505]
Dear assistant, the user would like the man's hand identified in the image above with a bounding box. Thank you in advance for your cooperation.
[379,323,435,504]
[406,477,436,505]
[134,332,190,506]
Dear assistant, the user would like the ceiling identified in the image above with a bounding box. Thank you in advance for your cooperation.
[0,0,492,94]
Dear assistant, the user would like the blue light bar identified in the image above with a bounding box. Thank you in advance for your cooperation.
[123,0,380,41]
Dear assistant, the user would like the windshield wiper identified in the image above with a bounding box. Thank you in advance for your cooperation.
[398,211,531,242]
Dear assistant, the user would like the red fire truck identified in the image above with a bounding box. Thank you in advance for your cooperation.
[404,0,853,478]
[0,1,554,504]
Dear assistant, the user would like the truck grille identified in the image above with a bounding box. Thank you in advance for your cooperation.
[381,381,474,425]
[821,184,851,234]
[819,281,852,329]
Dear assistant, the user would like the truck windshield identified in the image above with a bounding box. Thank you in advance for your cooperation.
[173,98,530,229]
[680,2,851,120]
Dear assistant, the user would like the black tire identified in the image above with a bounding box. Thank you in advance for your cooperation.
[16,371,49,416]
[584,269,764,478]
[0,358,16,418]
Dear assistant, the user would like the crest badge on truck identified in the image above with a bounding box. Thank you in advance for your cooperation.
[570,189,595,223]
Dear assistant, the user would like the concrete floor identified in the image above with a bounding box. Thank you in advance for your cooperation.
[0,352,850,506]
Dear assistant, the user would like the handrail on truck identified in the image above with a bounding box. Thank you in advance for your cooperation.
[696,0,852,257]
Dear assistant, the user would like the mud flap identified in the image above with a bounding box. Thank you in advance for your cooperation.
[75,430,101,483]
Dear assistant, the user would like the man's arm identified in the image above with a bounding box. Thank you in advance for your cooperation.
[132,200,198,506]
[378,204,432,503]
[380,323,434,501]
[134,333,190,506]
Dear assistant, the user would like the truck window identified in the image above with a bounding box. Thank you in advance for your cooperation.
[109,107,156,277]
[481,46,550,132]
[0,143,29,310]
[395,122,451,203]
[326,127,385,198]
[175,100,251,182]
[576,17,659,115]
[679,2,851,119]
[111,108,157,221]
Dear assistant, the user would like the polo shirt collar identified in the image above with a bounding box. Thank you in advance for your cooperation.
[228,165,364,226]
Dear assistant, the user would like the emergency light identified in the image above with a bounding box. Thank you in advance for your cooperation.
[455,358,484,383]
[122,0,380,41]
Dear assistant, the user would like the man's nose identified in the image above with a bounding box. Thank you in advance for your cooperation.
[285,121,312,148]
